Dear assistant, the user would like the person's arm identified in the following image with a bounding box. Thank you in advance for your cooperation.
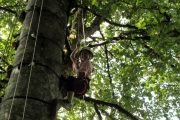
[85,62,93,77]
[70,44,80,71]
[70,44,80,62]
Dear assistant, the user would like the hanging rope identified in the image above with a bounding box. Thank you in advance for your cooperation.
[76,0,86,46]
[81,8,86,46]
[77,9,80,46]
[7,0,39,119]
[81,0,86,46]
[22,0,44,119]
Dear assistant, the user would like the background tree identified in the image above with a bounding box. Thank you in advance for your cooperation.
[0,0,179,120]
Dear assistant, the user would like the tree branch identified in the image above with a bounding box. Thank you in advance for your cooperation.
[78,5,138,29]
[0,6,17,15]
[99,29,115,97]
[112,35,150,41]
[68,9,102,47]
[143,44,161,59]
[80,96,139,120]
[88,34,150,48]
[88,41,110,48]
[94,104,103,120]
[79,16,103,40]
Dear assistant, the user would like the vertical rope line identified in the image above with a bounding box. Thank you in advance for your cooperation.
[7,0,38,119]
[77,9,80,44]
[22,0,44,119]
[80,0,86,45]
[81,9,86,45]
[76,1,81,44]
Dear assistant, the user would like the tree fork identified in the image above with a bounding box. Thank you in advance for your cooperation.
[0,0,69,120]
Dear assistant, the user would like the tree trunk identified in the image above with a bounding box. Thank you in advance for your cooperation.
[0,0,69,119]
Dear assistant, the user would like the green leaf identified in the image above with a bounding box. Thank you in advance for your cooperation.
[92,0,98,6]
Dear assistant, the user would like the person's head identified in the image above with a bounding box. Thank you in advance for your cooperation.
[79,47,93,61]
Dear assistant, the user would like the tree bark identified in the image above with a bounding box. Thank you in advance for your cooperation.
[0,0,69,120]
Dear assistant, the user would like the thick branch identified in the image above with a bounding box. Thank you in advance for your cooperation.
[80,96,139,120]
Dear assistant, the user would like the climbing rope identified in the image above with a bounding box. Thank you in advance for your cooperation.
[22,0,44,119]
[77,10,80,45]
[81,8,86,46]
[77,8,86,46]
[7,0,39,119]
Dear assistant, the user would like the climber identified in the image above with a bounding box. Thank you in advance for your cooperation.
[62,43,93,110]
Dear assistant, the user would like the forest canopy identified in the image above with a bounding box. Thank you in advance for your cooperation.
[0,0,179,120]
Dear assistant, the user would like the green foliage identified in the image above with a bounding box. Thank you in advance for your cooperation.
[0,0,179,119]
[0,0,25,100]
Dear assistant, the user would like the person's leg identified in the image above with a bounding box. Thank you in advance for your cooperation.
[66,76,76,102]
[61,76,76,110]
[67,91,74,103]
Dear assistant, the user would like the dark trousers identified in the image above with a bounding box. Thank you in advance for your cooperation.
[60,76,90,96]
